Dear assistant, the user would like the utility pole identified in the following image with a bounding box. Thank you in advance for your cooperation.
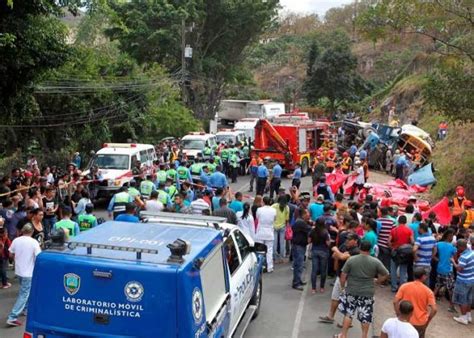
[181,18,187,104]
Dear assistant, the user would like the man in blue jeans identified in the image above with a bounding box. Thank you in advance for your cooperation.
[291,208,311,290]
[6,223,41,327]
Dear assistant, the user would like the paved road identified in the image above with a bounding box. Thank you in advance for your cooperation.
[0,174,369,338]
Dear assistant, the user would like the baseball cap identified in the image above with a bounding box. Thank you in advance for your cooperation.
[317,194,324,201]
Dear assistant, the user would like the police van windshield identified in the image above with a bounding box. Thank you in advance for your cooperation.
[183,139,205,150]
[92,154,130,170]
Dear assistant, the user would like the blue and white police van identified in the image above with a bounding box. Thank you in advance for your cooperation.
[25,213,266,338]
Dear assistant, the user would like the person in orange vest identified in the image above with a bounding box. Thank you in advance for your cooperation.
[451,185,466,217]
[341,152,352,174]
[326,149,337,173]
[438,121,448,140]
[460,200,474,229]
[247,154,260,193]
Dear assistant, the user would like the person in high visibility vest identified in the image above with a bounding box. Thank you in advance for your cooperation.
[165,178,178,201]
[203,142,213,159]
[176,162,192,184]
[213,154,222,167]
[460,200,474,229]
[326,149,337,173]
[341,151,352,174]
[156,164,168,185]
[128,180,141,199]
[156,182,172,207]
[54,206,80,238]
[229,147,240,183]
[140,174,155,200]
[451,185,466,217]
[77,203,98,232]
[190,159,203,177]
[167,166,177,181]
[107,186,133,219]
[220,145,230,177]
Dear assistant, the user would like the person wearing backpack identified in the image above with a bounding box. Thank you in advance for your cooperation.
[389,215,414,292]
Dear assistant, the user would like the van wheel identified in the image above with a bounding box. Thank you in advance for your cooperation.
[249,277,262,319]
[301,158,309,177]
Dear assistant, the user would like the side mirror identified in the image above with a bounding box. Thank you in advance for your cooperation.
[253,242,267,254]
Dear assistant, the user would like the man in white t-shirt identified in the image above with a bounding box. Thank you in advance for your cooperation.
[144,191,164,213]
[6,223,41,327]
[381,300,419,338]
[349,161,365,200]
[256,196,277,273]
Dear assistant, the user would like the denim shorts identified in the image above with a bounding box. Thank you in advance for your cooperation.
[453,280,474,306]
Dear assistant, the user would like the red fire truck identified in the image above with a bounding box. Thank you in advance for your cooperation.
[252,114,331,176]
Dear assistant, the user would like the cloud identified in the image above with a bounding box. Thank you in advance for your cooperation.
[280,0,353,17]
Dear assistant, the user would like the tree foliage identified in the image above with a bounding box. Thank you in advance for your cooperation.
[424,61,473,122]
[303,31,372,110]
[105,0,279,120]
[357,0,474,61]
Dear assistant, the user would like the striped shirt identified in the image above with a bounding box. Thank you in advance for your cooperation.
[457,249,474,284]
[191,199,211,215]
[377,217,395,249]
[414,234,436,267]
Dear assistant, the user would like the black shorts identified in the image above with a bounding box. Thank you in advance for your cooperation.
[338,292,374,324]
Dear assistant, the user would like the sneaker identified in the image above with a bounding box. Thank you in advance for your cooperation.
[448,306,458,313]
[6,319,22,327]
[453,316,468,325]
[1,283,12,289]
[292,285,304,291]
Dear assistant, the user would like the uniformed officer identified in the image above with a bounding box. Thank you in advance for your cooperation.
[167,165,177,182]
[200,165,211,188]
[229,146,240,183]
[107,186,133,219]
[241,143,250,175]
[156,164,168,185]
[156,182,172,207]
[203,142,213,160]
[270,159,282,199]
[220,145,230,177]
[165,178,178,201]
[128,180,141,199]
[291,163,302,189]
[256,161,269,196]
[140,174,155,199]
[77,203,98,231]
[190,159,203,177]
[176,161,193,184]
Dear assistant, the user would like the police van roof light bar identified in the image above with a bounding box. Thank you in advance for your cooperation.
[68,242,159,260]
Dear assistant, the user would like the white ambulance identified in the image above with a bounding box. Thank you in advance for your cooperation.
[87,143,156,197]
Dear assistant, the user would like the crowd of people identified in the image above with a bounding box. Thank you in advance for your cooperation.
[0,135,473,337]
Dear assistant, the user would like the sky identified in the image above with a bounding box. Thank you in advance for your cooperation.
[280,0,353,17]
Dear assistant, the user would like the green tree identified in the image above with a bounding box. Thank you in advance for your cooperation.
[303,33,371,111]
[105,0,279,120]
[424,61,473,122]
[357,0,474,61]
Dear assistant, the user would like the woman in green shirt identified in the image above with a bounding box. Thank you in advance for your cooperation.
[363,218,378,256]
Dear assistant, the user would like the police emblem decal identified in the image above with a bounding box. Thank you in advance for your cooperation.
[124,281,144,302]
[64,273,81,295]
[192,288,203,324]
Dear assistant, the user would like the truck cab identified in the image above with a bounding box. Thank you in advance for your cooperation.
[181,133,218,161]
[25,213,265,338]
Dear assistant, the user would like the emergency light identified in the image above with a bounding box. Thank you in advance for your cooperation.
[103,143,137,148]
[68,241,159,260]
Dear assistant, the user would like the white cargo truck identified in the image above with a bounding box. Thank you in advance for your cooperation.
[218,100,285,125]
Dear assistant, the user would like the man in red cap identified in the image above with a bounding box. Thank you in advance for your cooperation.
[451,186,466,216]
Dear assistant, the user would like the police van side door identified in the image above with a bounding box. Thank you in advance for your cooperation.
[223,234,243,335]
[233,230,257,312]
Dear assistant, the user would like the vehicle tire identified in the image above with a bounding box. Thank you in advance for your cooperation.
[249,277,262,320]
[301,157,309,177]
